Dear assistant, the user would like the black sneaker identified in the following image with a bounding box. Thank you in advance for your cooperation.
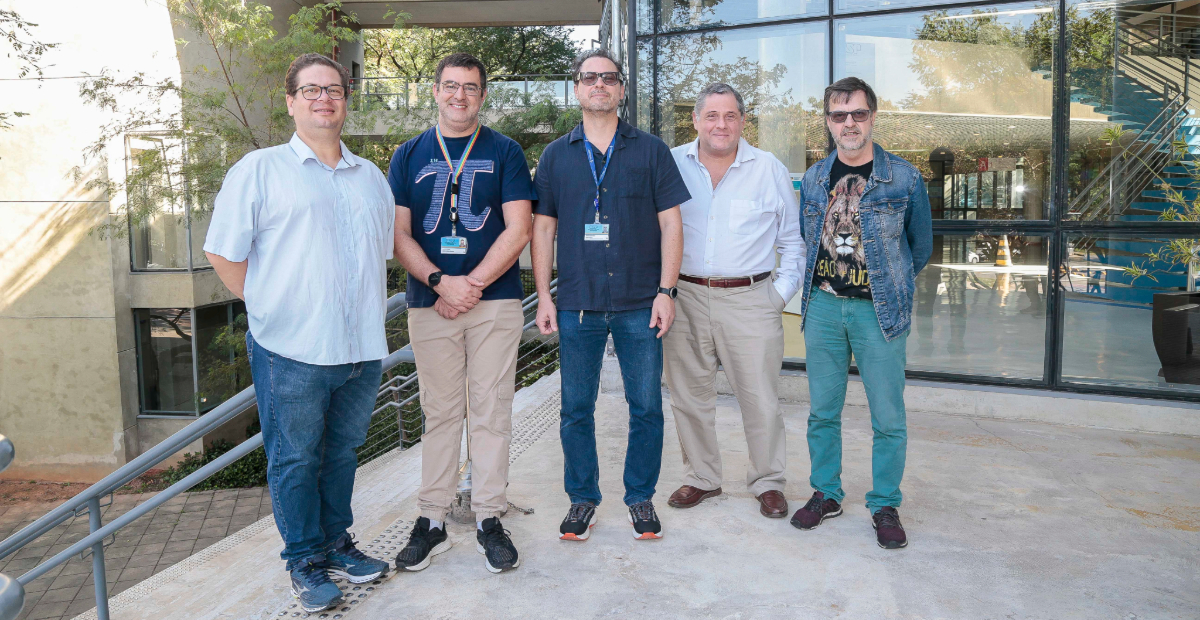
[559,502,597,541]
[872,507,908,550]
[790,491,843,530]
[476,517,520,573]
[394,517,451,571]
[628,500,663,540]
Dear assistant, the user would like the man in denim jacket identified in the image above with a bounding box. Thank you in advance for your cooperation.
[788,77,932,550]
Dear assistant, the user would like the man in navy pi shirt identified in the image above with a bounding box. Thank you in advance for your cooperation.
[389,53,535,574]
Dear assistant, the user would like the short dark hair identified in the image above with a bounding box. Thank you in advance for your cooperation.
[285,53,350,96]
[823,76,878,116]
[571,48,625,83]
[435,52,488,91]
[695,82,745,116]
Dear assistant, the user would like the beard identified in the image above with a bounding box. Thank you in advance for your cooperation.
[582,90,619,114]
[832,127,870,152]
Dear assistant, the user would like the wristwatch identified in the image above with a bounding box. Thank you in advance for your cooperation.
[427,271,444,289]
[657,286,678,299]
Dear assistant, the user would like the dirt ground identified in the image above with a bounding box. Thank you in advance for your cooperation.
[0,471,167,507]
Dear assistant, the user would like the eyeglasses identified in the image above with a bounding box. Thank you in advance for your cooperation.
[826,109,872,123]
[576,71,623,86]
[296,85,347,100]
[439,81,482,97]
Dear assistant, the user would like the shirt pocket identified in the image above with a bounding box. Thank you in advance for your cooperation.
[619,167,651,198]
[728,199,768,235]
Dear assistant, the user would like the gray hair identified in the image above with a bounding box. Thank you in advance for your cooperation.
[570,48,625,83]
[694,82,745,116]
[823,76,878,115]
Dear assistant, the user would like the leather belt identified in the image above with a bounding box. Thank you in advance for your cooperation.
[679,271,772,288]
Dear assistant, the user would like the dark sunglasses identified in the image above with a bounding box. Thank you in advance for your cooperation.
[826,109,872,123]
[577,71,623,86]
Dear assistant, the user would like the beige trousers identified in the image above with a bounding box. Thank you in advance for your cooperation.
[663,276,787,496]
[408,298,524,521]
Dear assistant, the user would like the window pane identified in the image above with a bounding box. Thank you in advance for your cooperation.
[135,308,195,414]
[835,3,1057,220]
[655,22,829,175]
[128,136,190,270]
[637,0,654,34]
[638,38,654,133]
[786,234,1049,380]
[837,0,966,15]
[1064,5,1199,222]
[195,302,249,413]
[660,0,825,32]
[1062,234,1200,392]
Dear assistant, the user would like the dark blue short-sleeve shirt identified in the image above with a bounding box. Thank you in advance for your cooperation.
[389,125,536,308]
[534,120,691,312]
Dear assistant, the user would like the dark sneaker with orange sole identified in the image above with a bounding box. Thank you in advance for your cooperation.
[628,500,663,540]
[790,491,843,530]
[559,502,597,541]
[872,507,908,549]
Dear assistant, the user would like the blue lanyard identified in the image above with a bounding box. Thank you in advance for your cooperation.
[585,134,617,223]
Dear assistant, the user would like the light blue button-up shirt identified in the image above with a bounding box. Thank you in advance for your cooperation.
[204,133,394,365]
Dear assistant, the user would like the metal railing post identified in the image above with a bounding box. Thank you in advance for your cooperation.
[86,497,110,620]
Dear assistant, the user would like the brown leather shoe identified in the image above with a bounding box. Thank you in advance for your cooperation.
[756,490,788,518]
[667,485,722,508]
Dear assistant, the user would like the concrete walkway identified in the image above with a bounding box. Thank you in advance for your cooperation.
[73,373,1200,619]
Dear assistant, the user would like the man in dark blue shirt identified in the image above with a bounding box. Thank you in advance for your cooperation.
[532,49,690,542]
[389,53,535,574]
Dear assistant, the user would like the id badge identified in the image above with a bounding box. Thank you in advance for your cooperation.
[440,236,468,255]
[584,223,610,241]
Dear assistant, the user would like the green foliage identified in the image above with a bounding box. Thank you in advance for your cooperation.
[363,13,580,78]
[0,9,55,131]
[198,312,251,407]
[161,435,268,491]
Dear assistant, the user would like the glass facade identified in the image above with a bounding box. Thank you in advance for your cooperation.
[135,301,249,415]
[635,0,1200,399]
[126,134,212,271]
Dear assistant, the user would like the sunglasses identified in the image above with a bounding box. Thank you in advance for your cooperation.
[577,71,624,86]
[826,109,872,123]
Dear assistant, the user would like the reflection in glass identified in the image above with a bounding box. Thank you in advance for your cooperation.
[135,308,195,413]
[1064,4,1199,222]
[1062,234,1200,391]
[195,302,250,413]
[835,4,1058,220]
[837,0,967,15]
[129,136,192,270]
[638,38,654,133]
[660,0,825,32]
[908,234,1047,378]
[655,22,828,176]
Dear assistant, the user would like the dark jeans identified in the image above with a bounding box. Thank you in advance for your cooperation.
[247,332,382,568]
[557,308,664,507]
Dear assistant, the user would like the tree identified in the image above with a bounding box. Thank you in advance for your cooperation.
[77,0,360,237]
[1,9,55,129]
[363,14,580,78]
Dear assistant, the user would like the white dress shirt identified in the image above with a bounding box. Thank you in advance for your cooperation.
[671,138,806,303]
[204,133,395,365]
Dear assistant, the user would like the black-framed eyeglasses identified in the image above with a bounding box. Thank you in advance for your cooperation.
[576,71,623,86]
[439,80,482,97]
[296,84,347,100]
[826,109,872,123]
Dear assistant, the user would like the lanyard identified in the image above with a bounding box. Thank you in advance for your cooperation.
[585,134,617,224]
[435,123,481,235]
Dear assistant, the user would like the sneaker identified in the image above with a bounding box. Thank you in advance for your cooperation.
[394,517,452,571]
[790,491,843,530]
[289,555,343,613]
[628,500,663,540]
[872,507,908,549]
[559,502,597,541]
[476,517,520,573]
[326,532,389,583]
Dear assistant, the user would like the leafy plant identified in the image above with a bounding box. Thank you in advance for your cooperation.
[1,9,55,132]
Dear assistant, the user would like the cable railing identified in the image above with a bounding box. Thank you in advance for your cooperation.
[350,74,576,112]
[0,282,558,620]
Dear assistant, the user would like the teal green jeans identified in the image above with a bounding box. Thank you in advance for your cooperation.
[803,288,908,512]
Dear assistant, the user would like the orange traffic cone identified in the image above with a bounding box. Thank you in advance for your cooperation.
[995,235,1011,267]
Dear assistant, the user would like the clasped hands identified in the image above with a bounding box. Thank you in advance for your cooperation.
[433,275,486,320]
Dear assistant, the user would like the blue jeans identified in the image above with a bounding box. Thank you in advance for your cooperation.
[247,332,382,568]
[558,308,664,507]
[803,289,908,512]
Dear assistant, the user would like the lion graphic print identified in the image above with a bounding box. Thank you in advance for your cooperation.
[812,159,873,299]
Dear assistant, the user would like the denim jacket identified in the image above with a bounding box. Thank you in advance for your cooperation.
[797,143,933,341]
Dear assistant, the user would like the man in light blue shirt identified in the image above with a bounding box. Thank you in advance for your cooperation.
[204,53,392,614]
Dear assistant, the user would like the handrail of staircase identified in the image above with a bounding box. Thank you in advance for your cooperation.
[0,280,557,619]
[1071,90,1188,221]
[0,435,21,620]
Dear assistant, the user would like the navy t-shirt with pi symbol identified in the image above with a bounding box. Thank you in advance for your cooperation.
[388,125,537,308]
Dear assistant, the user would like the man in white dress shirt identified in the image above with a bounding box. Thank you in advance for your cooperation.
[664,82,805,518]
[204,54,392,613]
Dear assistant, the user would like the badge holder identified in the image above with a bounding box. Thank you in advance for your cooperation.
[441,186,468,255]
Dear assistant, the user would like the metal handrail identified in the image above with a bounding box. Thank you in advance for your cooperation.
[0,281,558,620]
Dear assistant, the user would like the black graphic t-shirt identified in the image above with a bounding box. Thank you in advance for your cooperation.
[812,157,874,300]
